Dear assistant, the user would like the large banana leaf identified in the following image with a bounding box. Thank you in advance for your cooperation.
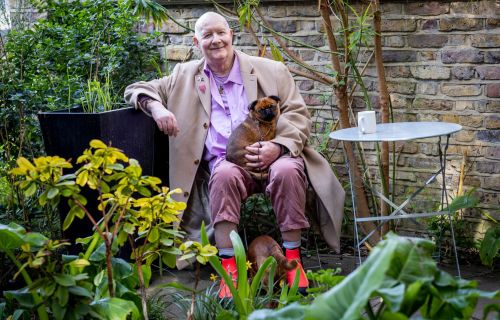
[249,233,436,320]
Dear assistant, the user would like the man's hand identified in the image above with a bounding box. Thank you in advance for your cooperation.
[149,101,180,137]
[245,141,282,170]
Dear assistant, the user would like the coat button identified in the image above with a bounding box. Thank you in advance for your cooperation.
[203,123,208,129]
[194,159,200,165]
[183,191,189,197]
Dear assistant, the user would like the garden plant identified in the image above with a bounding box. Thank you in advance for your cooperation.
[0,140,217,319]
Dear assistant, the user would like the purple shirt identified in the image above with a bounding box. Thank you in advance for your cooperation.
[203,56,249,172]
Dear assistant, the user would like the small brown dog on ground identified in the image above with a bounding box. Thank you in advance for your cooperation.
[226,96,280,180]
[247,235,297,288]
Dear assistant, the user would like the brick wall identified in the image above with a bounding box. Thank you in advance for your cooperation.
[157,1,499,243]
[7,0,498,243]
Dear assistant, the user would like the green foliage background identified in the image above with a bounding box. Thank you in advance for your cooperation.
[0,0,162,222]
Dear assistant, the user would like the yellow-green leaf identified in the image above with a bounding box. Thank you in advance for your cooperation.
[17,157,36,171]
[90,139,107,149]
[69,259,90,268]
[24,183,37,197]
[76,171,89,186]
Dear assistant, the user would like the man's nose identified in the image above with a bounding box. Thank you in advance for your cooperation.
[212,33,221,43]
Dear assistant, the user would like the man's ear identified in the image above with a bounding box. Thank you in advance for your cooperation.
[193,36,199,48]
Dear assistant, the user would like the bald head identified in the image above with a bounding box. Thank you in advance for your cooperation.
[194,12,230,39]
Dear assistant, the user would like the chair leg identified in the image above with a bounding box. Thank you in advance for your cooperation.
[301,228,322,270]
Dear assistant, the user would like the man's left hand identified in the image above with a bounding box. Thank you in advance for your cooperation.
[245,142,282,171]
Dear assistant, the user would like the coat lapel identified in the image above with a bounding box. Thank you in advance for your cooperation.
[195,67,211,117]
[237,51,257,104]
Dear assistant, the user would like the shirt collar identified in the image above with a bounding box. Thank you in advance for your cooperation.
[203,55,243,85]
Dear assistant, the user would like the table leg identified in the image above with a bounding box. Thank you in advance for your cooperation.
[438,135,461,277]
[345,145,363,266]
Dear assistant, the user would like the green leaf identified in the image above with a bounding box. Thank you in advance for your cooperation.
[0,223,26,251]
[54,274,76,287]
[47,187,59,199]
[55,285,69,306]
[249,303,305,320]
[141,265,152,288]
[377,284,405,312]
[90,243,106,262]
[445,190,479,213]
[68,286,93,298]
[62,210,76,231]
[4,288,35,308]
[480,225,500,267]
[24,232,48,248]
[90,298,140,320]
[148,227,159,243]
[161,252,177,268]
[269,41,284,62]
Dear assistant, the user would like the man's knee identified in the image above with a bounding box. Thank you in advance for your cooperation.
[269,157,306,183]
[210,161,244,188]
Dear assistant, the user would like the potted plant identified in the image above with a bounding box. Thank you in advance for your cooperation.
[0,0,174,241]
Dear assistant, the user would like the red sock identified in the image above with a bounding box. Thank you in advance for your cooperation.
[219,256,237,299]
[285,248,309,289]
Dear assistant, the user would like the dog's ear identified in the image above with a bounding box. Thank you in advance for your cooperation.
[249,100,259,111]
[268,95,281,103]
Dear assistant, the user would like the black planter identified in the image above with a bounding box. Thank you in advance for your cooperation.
[38,107,169,249]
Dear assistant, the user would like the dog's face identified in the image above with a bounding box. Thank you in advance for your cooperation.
[249,96,280,122]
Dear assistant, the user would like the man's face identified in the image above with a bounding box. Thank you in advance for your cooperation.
[194,19,234,65]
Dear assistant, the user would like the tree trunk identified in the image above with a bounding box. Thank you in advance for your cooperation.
[373,1,391,234]
[319,0,380,245]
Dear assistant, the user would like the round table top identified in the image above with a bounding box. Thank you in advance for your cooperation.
[329,122,462,142]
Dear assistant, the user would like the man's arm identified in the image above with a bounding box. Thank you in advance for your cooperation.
[124,64,181,136]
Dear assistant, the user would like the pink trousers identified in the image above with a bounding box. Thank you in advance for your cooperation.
[208,156,310,232]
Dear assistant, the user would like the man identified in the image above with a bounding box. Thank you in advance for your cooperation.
[124,12,345,298]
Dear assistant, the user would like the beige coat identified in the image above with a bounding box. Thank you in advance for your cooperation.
[124,50,345,252]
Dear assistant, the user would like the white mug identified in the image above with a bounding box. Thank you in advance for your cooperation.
[358,111,377,134]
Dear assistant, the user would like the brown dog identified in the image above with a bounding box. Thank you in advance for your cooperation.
[247,235,297,288]
[226,96,280,180]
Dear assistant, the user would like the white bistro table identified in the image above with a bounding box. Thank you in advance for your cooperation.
[330,122,462,276]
